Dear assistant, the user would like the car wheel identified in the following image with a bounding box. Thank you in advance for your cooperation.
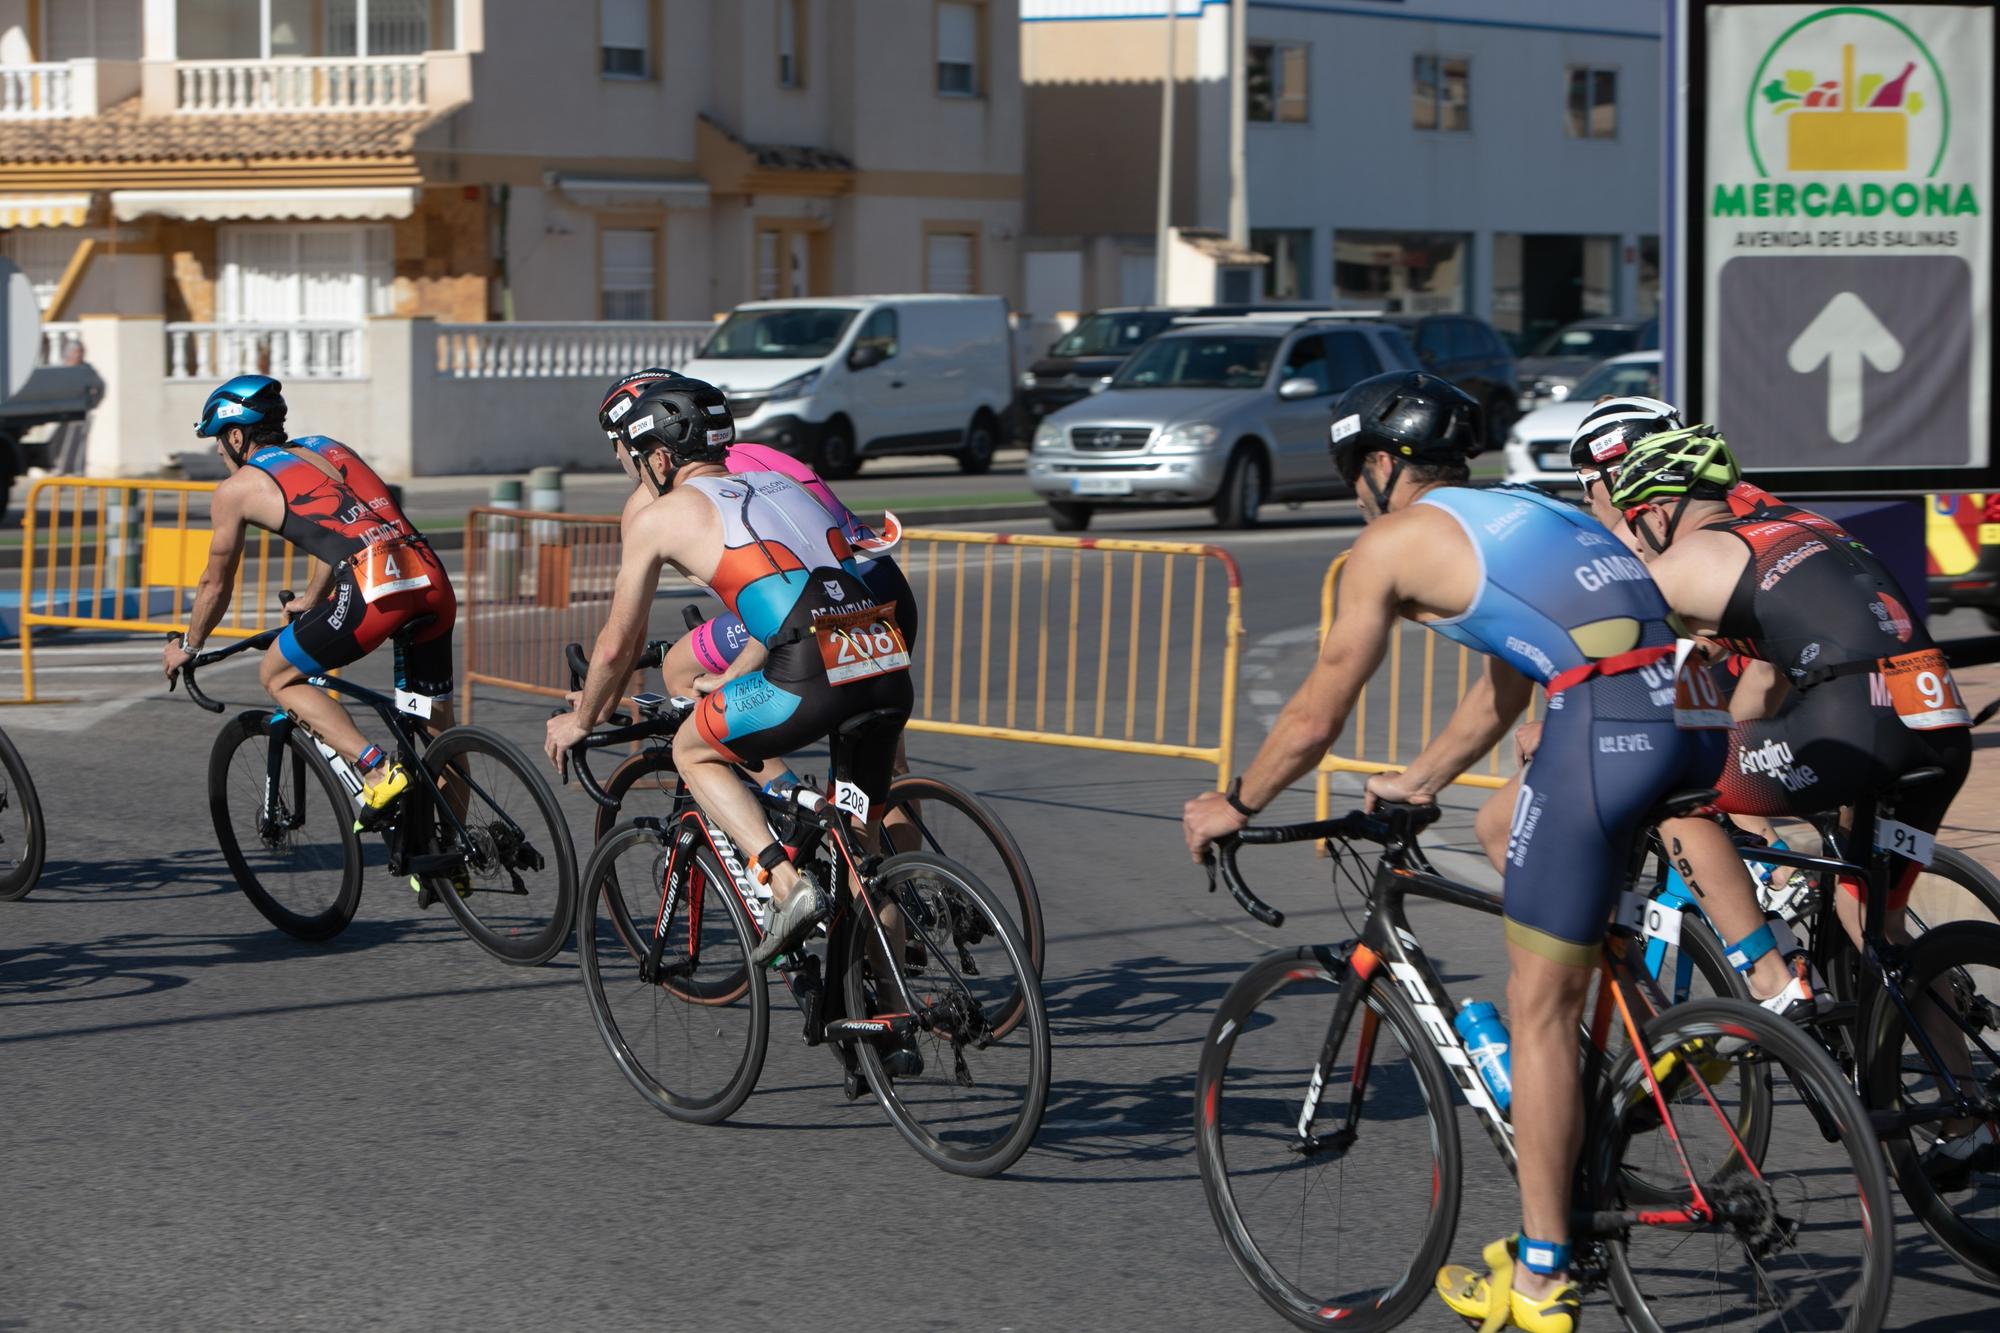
[1212,449,1266,530]
[1048,501,1093,532]
[817,426,861,480]
[958,412,997,475]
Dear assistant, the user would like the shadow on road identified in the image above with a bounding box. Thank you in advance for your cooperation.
[30,850,241,903]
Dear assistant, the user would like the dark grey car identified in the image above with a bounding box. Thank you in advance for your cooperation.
[1516,316,1658,411]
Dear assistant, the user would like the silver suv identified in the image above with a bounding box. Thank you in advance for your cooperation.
[1026,317,1419,530]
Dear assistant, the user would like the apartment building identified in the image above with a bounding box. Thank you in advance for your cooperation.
[0,0,1023,475]
[1021,0,1662,350]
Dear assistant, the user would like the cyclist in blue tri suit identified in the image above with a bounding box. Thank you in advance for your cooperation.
[1183,372,1725,1333]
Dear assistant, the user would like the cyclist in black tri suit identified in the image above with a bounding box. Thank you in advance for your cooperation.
[161,375,457,817]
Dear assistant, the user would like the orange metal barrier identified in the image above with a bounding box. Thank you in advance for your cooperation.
[15,477,325,702]
[1311,552,1533,817]
[459,508,1245,785]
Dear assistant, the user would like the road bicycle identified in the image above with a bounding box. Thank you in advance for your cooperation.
[1633,770,2000,1284]
[563,637,1046,979]
[171,616,578,965]
[1194,797,1893,1333]
[569,694,1050,1177]
[0,724,47,901]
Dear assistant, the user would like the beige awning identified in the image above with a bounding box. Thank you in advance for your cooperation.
[109,186,417,223]
[0,194,93,228]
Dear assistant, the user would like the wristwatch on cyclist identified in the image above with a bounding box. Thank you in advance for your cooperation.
[1225,777,1259,820]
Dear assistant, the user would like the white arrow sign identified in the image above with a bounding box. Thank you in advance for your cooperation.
[1786,291,1904,445]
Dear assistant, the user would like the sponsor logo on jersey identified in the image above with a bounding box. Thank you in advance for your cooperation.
[1870,592,1914,641]
[329,580,353,630]
[1598,732,1655,753]
[1483,500,1534,539]
[1507,782,1546,869]
[1504,635,1557,678]
[824,580,847,601]
[1573,555,1650,592]
[1573,527,1616,549]
[1758,539,1828,591]
[1738,737,1819,792]
[1798,641,1822,665]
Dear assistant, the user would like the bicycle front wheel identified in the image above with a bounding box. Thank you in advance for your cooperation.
[208,710,363,941]
[0,725,47,901]
[1865,919,2000,1285]
[843,851,1050,1177]
[577,821,769,1124]
[421,726,578,966]
[594,745,678,844]
[1598,997,1894,1333]
[1195,945,1461,1333]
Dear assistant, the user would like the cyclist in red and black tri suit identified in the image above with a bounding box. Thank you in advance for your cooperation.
[161,375,456,815]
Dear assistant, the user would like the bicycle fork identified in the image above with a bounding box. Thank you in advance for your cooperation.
[263,711,363,836]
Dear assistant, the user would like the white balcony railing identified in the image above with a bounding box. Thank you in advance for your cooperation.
[176,57,425,113]
[434,322,717,379]
[0,63,74,119]
[166,323,365,381]
[39,323,84,366]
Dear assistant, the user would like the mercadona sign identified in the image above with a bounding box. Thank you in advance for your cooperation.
[1688,3,1994,487]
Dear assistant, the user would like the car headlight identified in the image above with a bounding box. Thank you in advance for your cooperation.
[1547,382,1571,402]
[1032,422,1064,452]
[1089,376,1115,395]
[766,368,821,403]
[1155,423,1218,454]
[1019,370,1038,389]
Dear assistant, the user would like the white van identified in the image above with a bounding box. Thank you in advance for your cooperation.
[677,294,1013,478]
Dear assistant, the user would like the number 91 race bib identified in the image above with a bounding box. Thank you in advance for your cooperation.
[1879,648,1971,731]
[814,602,911,685]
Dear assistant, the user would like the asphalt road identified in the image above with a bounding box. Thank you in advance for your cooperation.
[3,499,1994,1332]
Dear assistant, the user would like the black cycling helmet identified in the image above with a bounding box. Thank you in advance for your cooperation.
[1328,371,1482,506]
[599,370,734,494]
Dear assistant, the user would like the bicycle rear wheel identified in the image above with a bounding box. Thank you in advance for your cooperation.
[885,775,1044,983]
[842,851,1049,1177]
[0,725,47,901]
[1195,945,1460,1332]
[208,710,363,941]
[1865,919,2000,1284]
[577,821,769,1124]
[421,726,578,966]
[1598,997,1894,1333]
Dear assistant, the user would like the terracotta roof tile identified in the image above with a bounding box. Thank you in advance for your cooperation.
[698,113,854,173]
[0,97,431,163]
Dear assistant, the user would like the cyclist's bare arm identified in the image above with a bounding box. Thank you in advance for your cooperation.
[179,478,254,652]
[1386,657,1534,802]
[575,514,668,729]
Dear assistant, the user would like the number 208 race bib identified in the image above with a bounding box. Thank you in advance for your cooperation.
[815,603,911,685]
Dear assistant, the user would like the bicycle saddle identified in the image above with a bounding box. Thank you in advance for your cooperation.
[1889,765,1946,792]
[1648,788,1720,822]
[832,708,906,745]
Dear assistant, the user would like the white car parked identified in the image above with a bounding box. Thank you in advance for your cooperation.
[1502,351,1663,490]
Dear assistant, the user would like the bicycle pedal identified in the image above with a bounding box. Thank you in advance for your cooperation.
[410,877,440,910]
[843,1066,869,1101]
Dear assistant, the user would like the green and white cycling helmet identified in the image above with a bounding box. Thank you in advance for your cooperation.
[1603,423,1740,513]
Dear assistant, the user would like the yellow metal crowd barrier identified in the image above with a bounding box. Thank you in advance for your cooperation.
[1312,552,1534,817]
[459,508,1245,786]
[15,477,324,702]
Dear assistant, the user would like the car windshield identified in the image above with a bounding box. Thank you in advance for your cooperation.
[1113,335,1276,389]
[1052,313,1167,358]
[1570,360,1663,400]
[1532,324,1640,361]
[701,307,859,359]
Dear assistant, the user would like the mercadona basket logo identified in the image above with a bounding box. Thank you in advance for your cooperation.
[1715,5,1977,222]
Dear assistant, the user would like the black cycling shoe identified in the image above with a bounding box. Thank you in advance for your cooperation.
[880,1032,925,1081]
[1922,1129,2000,1192]
[750,869,829,968]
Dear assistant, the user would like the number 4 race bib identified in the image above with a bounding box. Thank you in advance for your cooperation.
[815,602,911,685]
[355,539,433,604]
[1879,648,1971,730]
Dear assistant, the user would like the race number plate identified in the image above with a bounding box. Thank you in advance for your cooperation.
[355,539,433,604]
[1875,818,1936,867]
[1613,890,1684,946]
[394,688,434,720]
[815,603,911,686]
[1671,638,1732,731]
[1879,648,1971,730]
[832,779,871,822]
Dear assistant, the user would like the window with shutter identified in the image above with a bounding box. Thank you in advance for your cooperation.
[924,231,976,294]
[601,229,657,321]
[601,0,649,78]
[936,2,978,97]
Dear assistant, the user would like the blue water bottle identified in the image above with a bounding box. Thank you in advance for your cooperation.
[1453,999,1513,1114]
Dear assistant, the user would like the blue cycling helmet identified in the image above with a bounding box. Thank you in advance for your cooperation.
[196,374,287,439]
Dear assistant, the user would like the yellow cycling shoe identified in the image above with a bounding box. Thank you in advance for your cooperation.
[1437,1235,1581,1333]
[353,762,412,830]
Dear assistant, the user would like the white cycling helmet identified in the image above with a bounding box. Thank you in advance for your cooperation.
[1567,396,1685,473]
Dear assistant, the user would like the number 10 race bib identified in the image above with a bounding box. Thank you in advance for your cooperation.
[815,602,911,685]
[355,539,434,604]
